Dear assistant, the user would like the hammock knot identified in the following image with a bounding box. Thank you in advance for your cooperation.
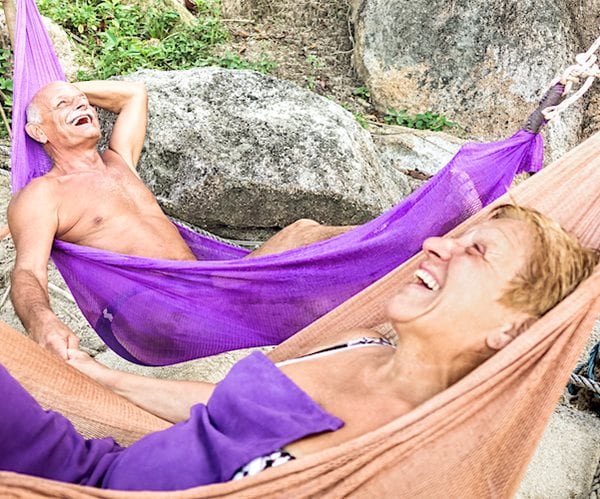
[542,36,600,123]
[568,340,600,414]
[523,83,565,133]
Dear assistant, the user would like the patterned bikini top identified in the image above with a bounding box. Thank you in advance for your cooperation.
[276,337,395,368]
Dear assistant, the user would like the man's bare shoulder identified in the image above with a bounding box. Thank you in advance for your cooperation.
[8,175,61,219]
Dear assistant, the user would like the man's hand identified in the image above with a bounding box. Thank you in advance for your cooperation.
[30,318,80,360]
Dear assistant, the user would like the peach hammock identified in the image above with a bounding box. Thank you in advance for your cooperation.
[0,131,599,497]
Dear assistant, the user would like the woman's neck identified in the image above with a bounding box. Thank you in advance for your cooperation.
[371,334,484,408]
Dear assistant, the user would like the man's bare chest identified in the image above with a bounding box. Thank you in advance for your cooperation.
[53,169,160,238]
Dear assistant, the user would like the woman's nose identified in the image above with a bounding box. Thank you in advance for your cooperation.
[423,236,463,260]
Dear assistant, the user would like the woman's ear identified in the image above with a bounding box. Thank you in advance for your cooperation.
[485,324,517,351]
[25,123,47,144]
[485,316,537,351]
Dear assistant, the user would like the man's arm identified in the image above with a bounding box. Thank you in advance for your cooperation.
[74,80,148,172]
[8,181,80,359]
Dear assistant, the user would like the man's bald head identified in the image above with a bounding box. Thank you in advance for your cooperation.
[26,81,75,125]
[24,81,100,150]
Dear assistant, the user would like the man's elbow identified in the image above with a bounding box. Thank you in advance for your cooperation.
[131,81,147,103]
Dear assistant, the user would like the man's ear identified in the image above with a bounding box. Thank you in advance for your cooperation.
[25,123,47,144]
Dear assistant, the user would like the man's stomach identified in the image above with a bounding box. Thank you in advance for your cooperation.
[60,215,197,261]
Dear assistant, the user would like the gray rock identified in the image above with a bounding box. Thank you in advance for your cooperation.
[371,124,464,191]
[100,68,410,239]
[351,0,593,163]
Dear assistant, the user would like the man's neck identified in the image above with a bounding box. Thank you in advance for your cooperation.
[47,145,106,175]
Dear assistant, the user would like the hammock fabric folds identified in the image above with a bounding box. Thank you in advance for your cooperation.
[11,0,546,365]
[0,128,599,498]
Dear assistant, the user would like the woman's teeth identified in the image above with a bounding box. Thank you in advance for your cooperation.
[414,269,440,291]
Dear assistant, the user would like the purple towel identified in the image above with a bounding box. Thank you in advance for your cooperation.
[0,352,342,491]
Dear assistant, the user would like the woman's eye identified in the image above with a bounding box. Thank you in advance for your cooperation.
[470,243,485,256]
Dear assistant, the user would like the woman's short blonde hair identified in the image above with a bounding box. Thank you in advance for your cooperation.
[491,204,599,317]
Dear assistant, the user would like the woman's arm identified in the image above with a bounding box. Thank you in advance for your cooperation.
[67,349,215,423]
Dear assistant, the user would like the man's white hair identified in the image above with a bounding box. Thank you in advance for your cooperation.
[26,102,42,125]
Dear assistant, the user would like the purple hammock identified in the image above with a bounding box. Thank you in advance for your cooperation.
[11,0,554,365]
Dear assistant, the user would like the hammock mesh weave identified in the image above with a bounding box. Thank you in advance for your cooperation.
[12,0,543,365]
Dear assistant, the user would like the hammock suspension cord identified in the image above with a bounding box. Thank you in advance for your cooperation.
[569,342,600,398]
[543,34,600,121]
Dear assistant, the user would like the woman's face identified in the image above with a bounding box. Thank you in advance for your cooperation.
[387,218,534,340]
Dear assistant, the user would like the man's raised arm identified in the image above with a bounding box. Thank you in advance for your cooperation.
[74,80,148,171]
[8,181,80,359]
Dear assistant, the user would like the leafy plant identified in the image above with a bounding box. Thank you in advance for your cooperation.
[352,86,370,100]
[305,54,322,70]
[305,75,316,91]
[352,111,368,129]
[38,0,274,80]
[384,108,456,132]
[342,103,369,129]
[0,48,13,139]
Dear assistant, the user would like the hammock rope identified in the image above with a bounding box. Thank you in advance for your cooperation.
[543,35,600,121]
[569,342,600,398]
[2,1,600,495]
[591,463,600,499]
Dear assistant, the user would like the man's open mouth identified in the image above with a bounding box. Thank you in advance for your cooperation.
[70,114,93,126]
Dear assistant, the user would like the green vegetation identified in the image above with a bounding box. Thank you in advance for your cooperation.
[341,103,368,129]
[352,86,370,100]
[0,1,459,139]
[305,54,322,70]
[0,48,13,139]
[352,110,369,129]
[38,0,275,80]
[383,108,456,132]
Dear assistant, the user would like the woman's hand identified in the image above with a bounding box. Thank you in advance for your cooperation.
[67,348,119,390]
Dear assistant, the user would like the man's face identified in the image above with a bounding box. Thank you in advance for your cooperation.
[29,82,101,146]
[387,218,534,337]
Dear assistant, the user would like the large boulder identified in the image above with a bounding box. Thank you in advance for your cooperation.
[371,125,464,192]
[101,68,410,238]
[351,0,598,162]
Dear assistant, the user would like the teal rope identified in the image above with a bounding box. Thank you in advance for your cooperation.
[568,341,600,399]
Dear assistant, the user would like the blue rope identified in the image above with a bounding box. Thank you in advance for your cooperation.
[569,340,600,399]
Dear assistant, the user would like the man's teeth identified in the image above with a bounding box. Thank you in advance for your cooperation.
[414,269,440,291]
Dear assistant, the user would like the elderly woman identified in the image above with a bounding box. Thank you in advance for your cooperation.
[0,204,597,491]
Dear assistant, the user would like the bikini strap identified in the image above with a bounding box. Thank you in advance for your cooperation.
[276,337,394,368]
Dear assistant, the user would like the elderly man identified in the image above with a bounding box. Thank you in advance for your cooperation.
[8,80,350,359]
